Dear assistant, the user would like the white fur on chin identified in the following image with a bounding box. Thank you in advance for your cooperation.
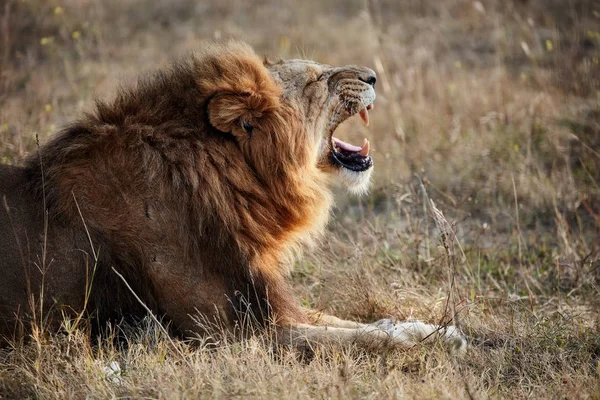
[337,166,373,195]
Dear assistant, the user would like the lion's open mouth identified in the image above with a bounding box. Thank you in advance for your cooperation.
[329,104,374,172]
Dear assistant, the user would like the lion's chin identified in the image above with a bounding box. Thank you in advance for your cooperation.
[335,166,373,195]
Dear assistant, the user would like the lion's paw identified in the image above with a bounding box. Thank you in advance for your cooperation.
[370,318,468,354]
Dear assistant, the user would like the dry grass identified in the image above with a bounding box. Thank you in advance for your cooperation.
[1,0,599,398]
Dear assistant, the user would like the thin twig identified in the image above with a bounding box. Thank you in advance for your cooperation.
[35,134,49,333]
[511,173,523,267]
[416,175,431,261]
[429,199,476,399]
[71,192,98,261]
[67,193,99,334]
[430,200,458,328]
[111,267,191,367]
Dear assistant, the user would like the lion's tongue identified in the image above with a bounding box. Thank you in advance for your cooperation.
[333,137,370,156]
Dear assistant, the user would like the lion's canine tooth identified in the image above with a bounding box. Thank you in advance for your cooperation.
[359,138,370,156]
[359,108,369,126]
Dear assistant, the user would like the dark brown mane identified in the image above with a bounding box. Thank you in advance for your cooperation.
[16,42,333,335]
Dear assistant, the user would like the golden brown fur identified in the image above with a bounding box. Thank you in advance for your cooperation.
[0,42,465,352]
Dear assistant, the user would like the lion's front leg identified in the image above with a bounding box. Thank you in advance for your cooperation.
[304,308,366,329]
[277,323,395,352]
[280,314,467,353]
[370,318,467,353]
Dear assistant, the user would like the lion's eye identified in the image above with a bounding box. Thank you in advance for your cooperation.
[242,122,254,137]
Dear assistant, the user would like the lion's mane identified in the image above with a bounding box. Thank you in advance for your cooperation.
[1,42,332,337]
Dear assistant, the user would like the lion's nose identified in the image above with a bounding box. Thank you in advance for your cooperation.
[358,72,377,87]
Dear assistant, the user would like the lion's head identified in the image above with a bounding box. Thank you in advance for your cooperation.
[267,58,376,194]
[199,42,376,195]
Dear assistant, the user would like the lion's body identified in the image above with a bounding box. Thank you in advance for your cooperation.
[0,164,100,336]
[0,42,466,352]
[1,45,331,338]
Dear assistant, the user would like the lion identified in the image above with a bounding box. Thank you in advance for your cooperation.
[0,41,465,352]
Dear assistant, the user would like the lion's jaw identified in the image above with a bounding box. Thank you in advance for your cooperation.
[267,60,376,195]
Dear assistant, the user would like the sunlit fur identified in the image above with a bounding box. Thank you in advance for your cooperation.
[338,167,373,195]
[0,41,378,337]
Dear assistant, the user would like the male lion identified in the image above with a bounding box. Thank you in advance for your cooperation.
[0,41,465,351]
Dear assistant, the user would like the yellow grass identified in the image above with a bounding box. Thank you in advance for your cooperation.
[1,0,599,398]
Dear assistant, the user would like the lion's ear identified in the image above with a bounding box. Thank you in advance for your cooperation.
[207,90,273,136]
[199,43,281,136]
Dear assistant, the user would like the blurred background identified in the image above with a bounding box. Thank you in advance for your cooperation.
[2,0,599,227]
[1,1,599,398]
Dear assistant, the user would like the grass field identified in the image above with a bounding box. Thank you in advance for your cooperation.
[1,0,599,398]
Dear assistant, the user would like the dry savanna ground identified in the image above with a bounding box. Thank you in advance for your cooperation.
[1,0,599,398]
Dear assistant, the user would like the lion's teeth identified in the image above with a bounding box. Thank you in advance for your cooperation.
[359,108,369,126]
[359,138,370,156]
